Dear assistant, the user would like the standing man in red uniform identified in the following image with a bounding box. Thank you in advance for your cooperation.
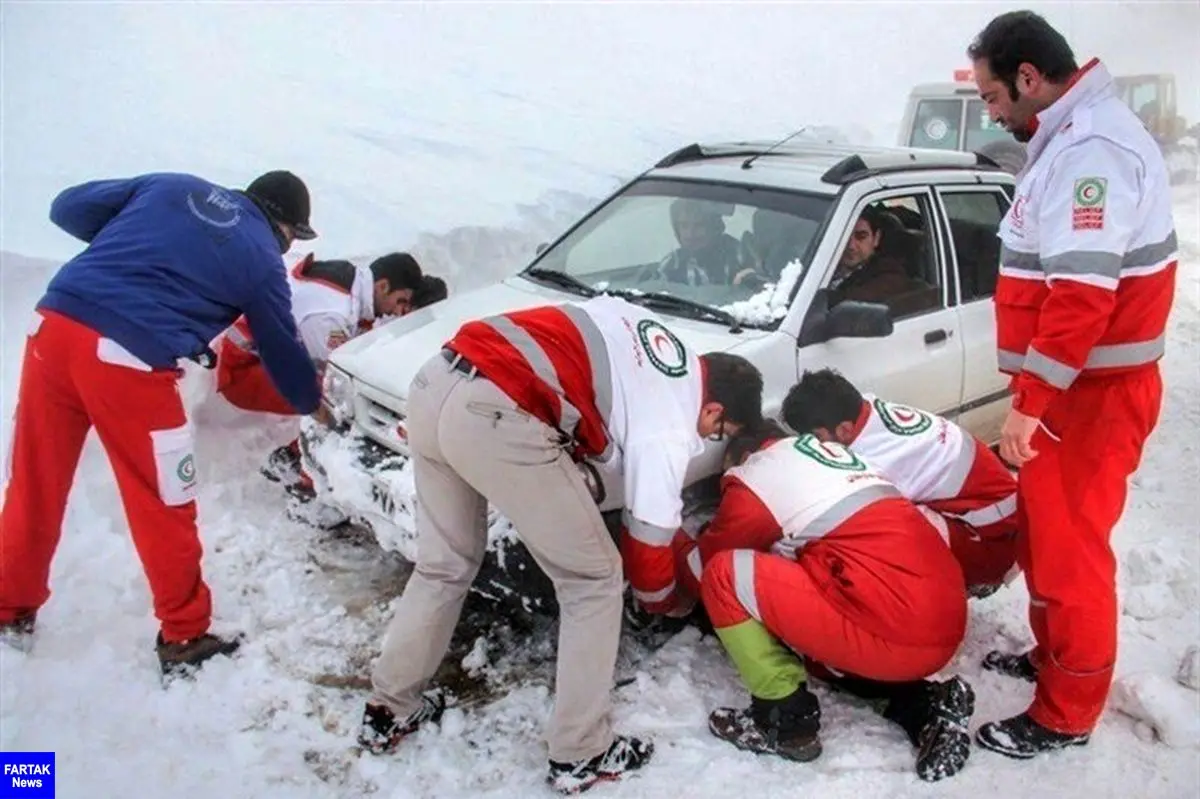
[968,11,1177,757]
[0,170,324,679]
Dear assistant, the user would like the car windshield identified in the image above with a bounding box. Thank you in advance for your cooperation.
[521,178,834,329]
[963,99,1015,151]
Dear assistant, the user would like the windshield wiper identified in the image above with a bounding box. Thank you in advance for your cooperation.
[523,267,597,297]
[608,289,744,333]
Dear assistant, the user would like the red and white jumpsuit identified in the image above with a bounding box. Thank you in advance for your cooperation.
[996,58,1176,734]
[676,434,967,691]
[845,394,1018,589]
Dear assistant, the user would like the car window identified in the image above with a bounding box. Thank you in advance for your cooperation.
[827,192,945,321]
[908,99,963,150]
[963,99,1017,152]
[527,177,834,329]
[940,189,1009,302]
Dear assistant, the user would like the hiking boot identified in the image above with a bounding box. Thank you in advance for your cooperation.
[261,441,302,484]
[982,650,1038,683]
[357,689,446,755]
[915,676,976,782]
[976,712,1090,759]
[708,684,822,763]
[0,612,36,653]
[156,631,243,680]
[547,735,654,795]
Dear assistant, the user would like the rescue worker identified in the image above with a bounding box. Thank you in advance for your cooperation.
[357,294,763,794]
[673,420,974,781]
[215,252,431,491]
[411,274,449,310]
[781,368,1019,597]
[0,170,324,677]
[967,11,1177,757]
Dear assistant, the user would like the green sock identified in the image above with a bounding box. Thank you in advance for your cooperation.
[714,619,807,700]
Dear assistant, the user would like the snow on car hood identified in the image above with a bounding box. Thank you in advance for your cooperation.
[328,274,770,402]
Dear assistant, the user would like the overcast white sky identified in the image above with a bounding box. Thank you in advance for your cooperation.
[2,1,1197,261]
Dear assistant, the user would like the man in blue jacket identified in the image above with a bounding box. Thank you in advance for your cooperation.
[0,170,324,679]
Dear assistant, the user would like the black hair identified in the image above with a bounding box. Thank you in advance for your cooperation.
[781,368,864,435]
[412,275,448,309]
[857,204,885,234]
[724,418,790,468]
[700,352,764,429]
[369,253,424,293]
[967,11,1078,100]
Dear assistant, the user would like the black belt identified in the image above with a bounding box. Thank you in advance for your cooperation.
[441,347,478,378]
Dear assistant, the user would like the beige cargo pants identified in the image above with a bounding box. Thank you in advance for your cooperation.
[370,349,625,763]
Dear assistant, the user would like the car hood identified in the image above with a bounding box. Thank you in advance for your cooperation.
[329,275,769,401]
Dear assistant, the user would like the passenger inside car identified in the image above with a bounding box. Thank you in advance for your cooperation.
[640,198,744,285]
[829,205,936,316]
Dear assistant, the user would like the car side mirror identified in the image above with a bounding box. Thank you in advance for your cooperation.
[798,289,893,346]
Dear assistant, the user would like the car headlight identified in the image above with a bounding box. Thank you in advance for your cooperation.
[321,364,355,425]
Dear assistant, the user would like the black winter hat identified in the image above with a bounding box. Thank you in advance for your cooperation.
[245,170,317,240]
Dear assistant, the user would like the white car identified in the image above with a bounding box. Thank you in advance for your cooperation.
[301,139,1016,613]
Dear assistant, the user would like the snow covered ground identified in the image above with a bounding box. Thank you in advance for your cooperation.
[0,186,1196,798]
[3,3,1200,797]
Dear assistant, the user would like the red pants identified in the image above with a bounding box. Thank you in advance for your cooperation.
[946,516,1017,587]
[1019,367,1163,734]
[701,548,960,683]
[215,338,298,416]
[0,310,211,641]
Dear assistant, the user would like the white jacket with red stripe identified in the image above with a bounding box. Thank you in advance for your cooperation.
[225,254,375,364]
[445,294,708,613]
[997,58,1177,418]
[673,434,967,646]
[847,394,1017,539]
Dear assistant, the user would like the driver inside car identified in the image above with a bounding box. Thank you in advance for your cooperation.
[640,198,745,286]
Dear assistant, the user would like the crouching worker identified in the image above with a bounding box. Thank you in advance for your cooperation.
[357,294,763,794]
[675,420,975,781]
[216,252,433,487]
[782,369,1019,597]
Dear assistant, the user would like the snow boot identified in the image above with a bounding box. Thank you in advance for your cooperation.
[156,631,243,681]
[975,712,1090,759]
[982,649,1038,683]
[546,735,654,795]
[913,676,976,781]
[708,684,822,763]
[261,440,302,484]
[0,612,36,653]
[357,689,446,755]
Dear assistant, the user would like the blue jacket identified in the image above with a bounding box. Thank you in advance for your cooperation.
[40,172,321,414]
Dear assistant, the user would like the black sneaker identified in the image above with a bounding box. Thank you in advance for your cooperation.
[976,712,1090,759]
[261,441,302,484]
[708,685,822,763]
[156,631,243,680]
[357,690,446,755]
[0,612,36,653]
[547,735,654,795]
[981,650,1038,683]
[915,676,976,782]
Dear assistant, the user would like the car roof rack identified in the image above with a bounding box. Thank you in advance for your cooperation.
[654,141,1006,181]
[819,150,1004,184]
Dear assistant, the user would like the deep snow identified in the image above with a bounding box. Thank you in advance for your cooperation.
[0,188,1196,798]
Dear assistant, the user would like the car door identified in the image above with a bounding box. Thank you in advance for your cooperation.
[796,185,965,417]
[934,183,1014,444]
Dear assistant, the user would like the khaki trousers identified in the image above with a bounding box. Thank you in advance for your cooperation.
[370,351,625,762]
